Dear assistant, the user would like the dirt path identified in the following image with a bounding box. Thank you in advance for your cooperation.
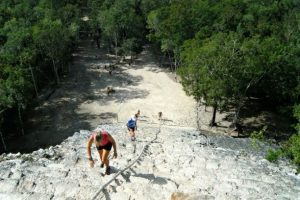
[6,40,198,153]
[77,46,198,127]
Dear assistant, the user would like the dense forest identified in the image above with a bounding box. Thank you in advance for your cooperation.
[0,0,83,150]
[0,0,299,168]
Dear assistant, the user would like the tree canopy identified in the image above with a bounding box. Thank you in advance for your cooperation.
[146,0,300,169]
[0,0,81,151]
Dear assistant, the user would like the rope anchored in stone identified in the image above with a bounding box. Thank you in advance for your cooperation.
[91,126,161,200]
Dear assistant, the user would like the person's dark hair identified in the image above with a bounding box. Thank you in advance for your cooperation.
[135,110,140,118]
[95,132,102,142]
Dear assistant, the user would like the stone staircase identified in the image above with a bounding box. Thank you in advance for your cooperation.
[0,124,299,200]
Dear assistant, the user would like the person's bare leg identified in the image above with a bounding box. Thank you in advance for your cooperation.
[128,129,136,141]
[128,129,134,137]
[97,150,104,167]
[102,150,111,174]
[102,150,110,168]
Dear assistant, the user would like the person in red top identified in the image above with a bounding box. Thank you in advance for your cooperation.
[87,129,118,175]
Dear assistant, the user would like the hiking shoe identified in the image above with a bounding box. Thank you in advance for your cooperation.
[105,167,111,175]
[131,136,136,141]
[100,163,104,168]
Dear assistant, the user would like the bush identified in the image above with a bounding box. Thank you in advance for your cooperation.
[279,105,300,172]
[250,125,267,151]
[284,134,300,167]
[266,149,282,162]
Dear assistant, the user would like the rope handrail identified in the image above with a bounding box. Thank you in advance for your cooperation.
[91,125,161,200]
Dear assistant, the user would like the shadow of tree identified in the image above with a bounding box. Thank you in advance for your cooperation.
[103,189,111,200]
[99,112,117,119]
[219,99,294,140]
[133,173,155,180]
[132,173,168,185]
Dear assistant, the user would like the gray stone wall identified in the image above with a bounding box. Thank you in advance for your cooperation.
[0,124,299,200]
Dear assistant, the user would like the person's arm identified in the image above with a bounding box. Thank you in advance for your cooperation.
[135,119,138,131]
[108,134,117,158]
[87,137,94,167]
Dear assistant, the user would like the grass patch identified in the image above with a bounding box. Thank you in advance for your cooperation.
[266,149,282,162]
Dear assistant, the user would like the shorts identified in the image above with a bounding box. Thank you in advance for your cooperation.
[96,142,112,151]
[127,127,135,131]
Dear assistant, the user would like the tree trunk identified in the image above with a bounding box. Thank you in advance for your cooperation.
[114,34,118,57]
[232,99,244,135]
[18,104,25,136]
[130,50,133,65]
[167,52,172,71]
[210,104,217,127]
[96,37,100,48]
[52,58,60,84]
[29,64,39,97]
[0,130,7,152]
[174,57,178,73]
[233,104,241,127]
[203,94,207,112]
[96,28,101,48]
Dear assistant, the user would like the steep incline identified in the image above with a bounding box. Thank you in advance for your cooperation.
[0,124,299,200]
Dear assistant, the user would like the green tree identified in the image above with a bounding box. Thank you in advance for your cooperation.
[147,0,214,71]
[121,38,141,60]
[179,33,229,126]
[32,18,71,84]
[179,31,275,128]
[0,0,81,151]
[0,65,32,135]
[89,0,145,55]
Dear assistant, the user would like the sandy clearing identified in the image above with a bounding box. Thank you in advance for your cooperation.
[77,47,197,128]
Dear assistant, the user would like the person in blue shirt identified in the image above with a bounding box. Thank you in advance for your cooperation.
[127,110,140,141]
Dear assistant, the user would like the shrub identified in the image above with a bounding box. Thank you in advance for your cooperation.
[266,149,282,162]
[280,105,300,172]
[284,134,300,167]
[250,125,267,151]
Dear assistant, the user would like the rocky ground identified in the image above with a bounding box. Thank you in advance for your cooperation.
[0,123,299,200]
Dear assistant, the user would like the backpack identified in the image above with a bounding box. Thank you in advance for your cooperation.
[127,118,135,128]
